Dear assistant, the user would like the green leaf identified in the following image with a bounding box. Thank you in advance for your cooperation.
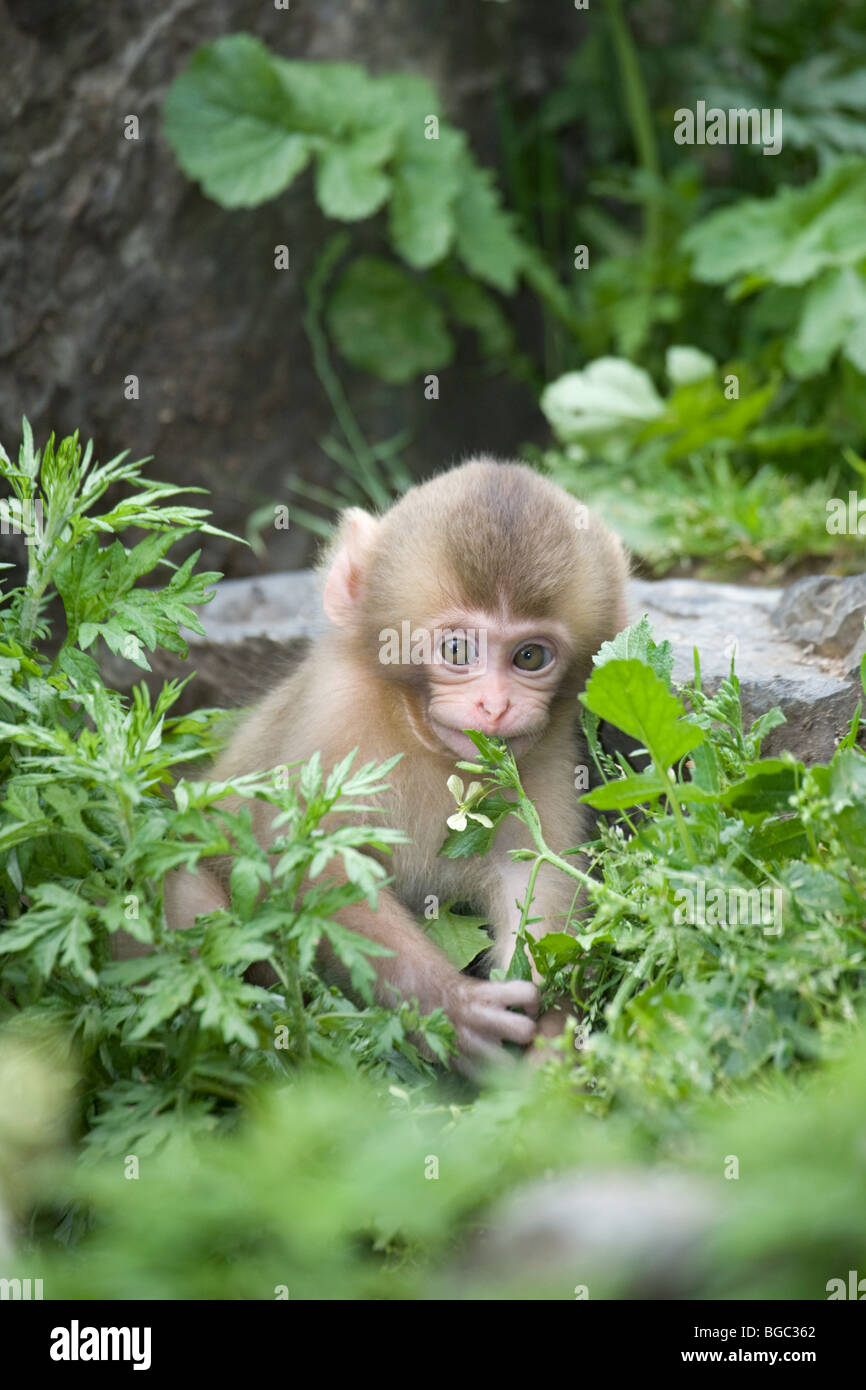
[580,770,670,810]
[316,126,397,221]
[327,256,453,383]
[426,905,491,970]
[582,772,716,811]
[682,159,866,288]
[438,792,513,859]
[580,660,705,771]
[593,615,674,686]
[528,931,581,974]
[319,920,393,1001]
[723,759,803,822]
[163,34,312,208]
[452,155,524,292]
[389,127,463,267]
[0,884,96,985]
[828,747,866,858]
[229,855,270,921]
[747,815,809,861]
[785,266,866,377]
[430,265,517,362]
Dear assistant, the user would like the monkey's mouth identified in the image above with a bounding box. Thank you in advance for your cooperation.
[428,719,540,761]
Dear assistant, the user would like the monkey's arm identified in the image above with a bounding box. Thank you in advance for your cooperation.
[163,862,229,927]
[163,863,538,1076]
[322,884,538,1070]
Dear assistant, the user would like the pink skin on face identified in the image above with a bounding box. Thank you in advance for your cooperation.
[423,611,573,760]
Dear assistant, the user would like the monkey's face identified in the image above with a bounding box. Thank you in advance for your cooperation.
[419,611,573,760]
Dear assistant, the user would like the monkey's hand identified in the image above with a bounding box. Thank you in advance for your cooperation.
[526,996,583,1068]
[446,977,539,1080]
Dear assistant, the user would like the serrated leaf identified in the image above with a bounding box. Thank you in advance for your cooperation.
[682,159,866,288]
[785,266,866,378]
[593,615,674,685]
[452,155,524,292]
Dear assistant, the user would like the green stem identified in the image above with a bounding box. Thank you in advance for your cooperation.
[517,854,544,934]
[661,774,698,865]
[303,238,390,511]
[270,934,310,1063]
[514,791,646,918]
[607,940,657,1023]
[603,0,662,258]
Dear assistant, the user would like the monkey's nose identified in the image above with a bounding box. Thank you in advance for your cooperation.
[478,695,510,722]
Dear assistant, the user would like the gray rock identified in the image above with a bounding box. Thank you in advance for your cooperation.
[178,570,330,707]
[630,575,866,763]
[770,573,866,663]
[105,569,866,763]
[458,1168,718,1298]
[100,569,327,709]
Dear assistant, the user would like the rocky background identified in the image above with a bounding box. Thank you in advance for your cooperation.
[0,0,586,576]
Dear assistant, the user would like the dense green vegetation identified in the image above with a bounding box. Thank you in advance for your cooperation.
[0,423,864,1297]
[163,5,866,571]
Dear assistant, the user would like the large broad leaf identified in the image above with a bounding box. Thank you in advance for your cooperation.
[273,58,388,138]
[580,659,705,771]
[326,257,453,382]
[164,34,533,303]
[682,159,866,288]
[163,35,313,208]
[723,759,803,822]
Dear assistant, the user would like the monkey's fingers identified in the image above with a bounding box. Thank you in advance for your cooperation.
[475,1005,536,1047]
[475,980,540,1016]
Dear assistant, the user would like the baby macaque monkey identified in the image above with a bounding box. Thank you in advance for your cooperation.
[165,459,628,1073]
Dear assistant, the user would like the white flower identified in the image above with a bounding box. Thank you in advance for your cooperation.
[446,776,493,832]
[446,775,465,802]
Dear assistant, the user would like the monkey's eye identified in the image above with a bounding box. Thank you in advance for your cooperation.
[441,635,478,666]
[513,643,554,672]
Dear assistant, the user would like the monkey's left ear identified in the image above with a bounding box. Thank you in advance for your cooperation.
[322,507,380,629]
